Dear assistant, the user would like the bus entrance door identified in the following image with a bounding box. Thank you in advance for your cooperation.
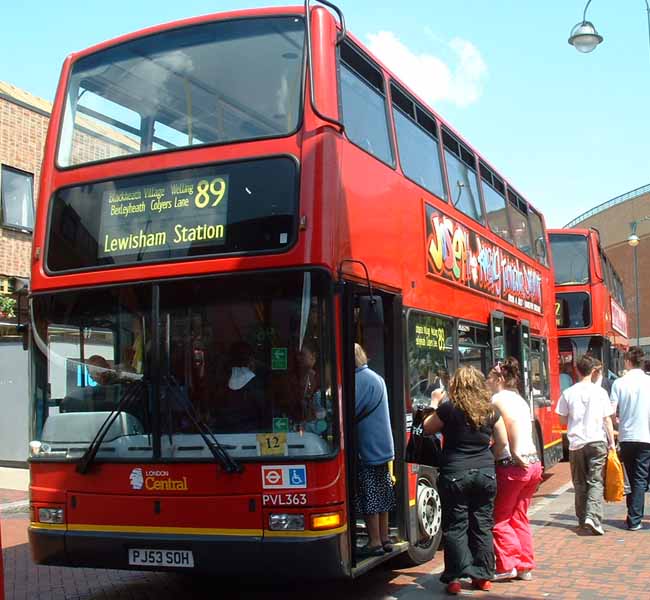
[341,282,409,571]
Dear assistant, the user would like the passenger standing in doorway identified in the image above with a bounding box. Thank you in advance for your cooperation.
[424,366,507,594]
[487,357,543,581]
[354,343,396,557]
[556,354,615,535]
[611,347,650,530]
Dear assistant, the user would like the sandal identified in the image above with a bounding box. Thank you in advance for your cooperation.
[357,544,384,558]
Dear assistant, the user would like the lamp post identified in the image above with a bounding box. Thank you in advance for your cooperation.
[627,215,650,346]
[568,0,650,56]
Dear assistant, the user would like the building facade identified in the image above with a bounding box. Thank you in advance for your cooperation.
[0,81,133,466]
[0,82,49,466]
[565,184,650,354]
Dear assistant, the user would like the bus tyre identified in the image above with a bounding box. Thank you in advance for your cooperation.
[403,473,442,565]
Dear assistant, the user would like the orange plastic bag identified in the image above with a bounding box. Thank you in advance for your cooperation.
[604,449,625,502]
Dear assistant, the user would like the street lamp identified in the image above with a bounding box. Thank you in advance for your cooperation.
[568,0,650,55]
[627,216,650,346]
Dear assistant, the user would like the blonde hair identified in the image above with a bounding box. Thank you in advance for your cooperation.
[449,366,496,429]
[354,343,368,368]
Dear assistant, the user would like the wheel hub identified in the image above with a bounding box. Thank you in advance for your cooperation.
[417,479,442,539]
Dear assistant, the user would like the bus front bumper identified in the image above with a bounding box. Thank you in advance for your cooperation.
[29,526,347,579]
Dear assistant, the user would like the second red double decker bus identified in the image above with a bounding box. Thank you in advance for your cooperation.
[549,228,629,388]
[27,1,562,578]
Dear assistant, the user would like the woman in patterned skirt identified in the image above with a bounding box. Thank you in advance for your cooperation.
[354,343,396,557]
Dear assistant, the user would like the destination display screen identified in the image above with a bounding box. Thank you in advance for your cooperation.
[98,174,229,258]
[47,157,298,272]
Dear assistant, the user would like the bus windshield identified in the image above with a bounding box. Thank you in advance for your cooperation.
[30,270,336,461]
[549,233,590,285]
[57,15,305,167]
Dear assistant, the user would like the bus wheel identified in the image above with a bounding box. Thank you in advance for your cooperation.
[403,473,442,565]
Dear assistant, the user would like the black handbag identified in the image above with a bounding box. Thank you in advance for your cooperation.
[405,406,442,467]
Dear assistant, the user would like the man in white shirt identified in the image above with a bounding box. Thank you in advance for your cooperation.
[610,347,650,531]
[556,354,615,535]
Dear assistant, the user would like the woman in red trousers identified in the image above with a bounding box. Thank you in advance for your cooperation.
[487,357,543,582]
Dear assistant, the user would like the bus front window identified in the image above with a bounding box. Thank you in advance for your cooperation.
[159,270,336,459]
[549,233,590,285]
[31,287,151,460]
[30,271,336,462]
[58,16,305,167]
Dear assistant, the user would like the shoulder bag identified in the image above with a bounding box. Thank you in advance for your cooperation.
[405,405,442,467]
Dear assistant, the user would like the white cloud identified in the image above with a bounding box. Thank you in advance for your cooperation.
[366,31,487,108]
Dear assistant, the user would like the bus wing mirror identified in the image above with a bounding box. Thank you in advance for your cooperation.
[359,295,384,327]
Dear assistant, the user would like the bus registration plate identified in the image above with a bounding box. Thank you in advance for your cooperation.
[128,548,194,568]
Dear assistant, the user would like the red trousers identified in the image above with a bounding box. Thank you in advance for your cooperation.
[493,461,543,572]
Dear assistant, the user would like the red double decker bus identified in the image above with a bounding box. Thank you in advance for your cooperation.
[27,2,561,578]
[548,228,629,390]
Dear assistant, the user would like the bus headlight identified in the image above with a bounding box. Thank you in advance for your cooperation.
[269,513,304,531]
[38,507,64,524]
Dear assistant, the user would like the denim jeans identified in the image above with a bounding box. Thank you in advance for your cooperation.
[438,467,496,583]
[619,442,650,527]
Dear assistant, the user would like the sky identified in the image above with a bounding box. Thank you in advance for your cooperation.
[2,0,649,228]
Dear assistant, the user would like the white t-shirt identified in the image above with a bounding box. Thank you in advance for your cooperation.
[556,381,612,451]
[492,389,537,459]
[611,369,650,443]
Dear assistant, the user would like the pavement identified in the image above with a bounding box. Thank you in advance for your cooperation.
[2,462,650,599]
[0,468,28,516]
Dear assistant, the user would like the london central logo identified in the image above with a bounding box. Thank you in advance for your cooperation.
[128,467,189,491]
[129,467,144,490]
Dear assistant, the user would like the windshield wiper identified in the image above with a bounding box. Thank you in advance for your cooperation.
[162,376,242,474]
[77,381,147,474]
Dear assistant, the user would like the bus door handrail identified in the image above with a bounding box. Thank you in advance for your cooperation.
[305,0,346,132]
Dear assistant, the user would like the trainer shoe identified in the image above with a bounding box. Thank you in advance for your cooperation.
[516,569,533,581]
[471,578,492,591]
[627,522,642,531]
[493,568,517,581]
[446,580,462,595]
[584,517,604,535]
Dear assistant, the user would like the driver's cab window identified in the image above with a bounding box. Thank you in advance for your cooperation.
[407,312,454,410]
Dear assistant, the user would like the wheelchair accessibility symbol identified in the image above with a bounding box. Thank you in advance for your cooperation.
[289,467,306,487]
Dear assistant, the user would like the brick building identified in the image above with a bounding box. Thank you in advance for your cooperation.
[565,184,650,354]
[0,82,49,465]
[0,81,136,465]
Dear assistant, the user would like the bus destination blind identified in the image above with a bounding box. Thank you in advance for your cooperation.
[98,174,229,259]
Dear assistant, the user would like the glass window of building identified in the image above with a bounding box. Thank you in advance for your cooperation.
[1,166,34,232]
[441,129,483,223]
[391,84,446,199]
[340,44,394,166]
